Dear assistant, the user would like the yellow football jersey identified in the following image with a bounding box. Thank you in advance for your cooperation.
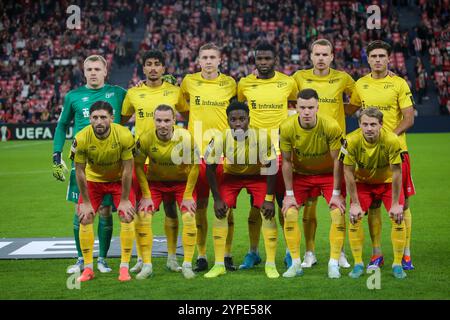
[205,128,277,176]
[73,123,135,183]
[350,74,414,151]
[341,128,402,184]
[280,114,343,175]
[292,68,354,133]
[121,82,188,139]
[180,72,237,155]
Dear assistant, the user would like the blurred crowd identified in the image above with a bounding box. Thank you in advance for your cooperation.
[1,0,449,124]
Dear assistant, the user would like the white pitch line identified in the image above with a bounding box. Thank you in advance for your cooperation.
[0,141,49,149]
[0,170,49,176]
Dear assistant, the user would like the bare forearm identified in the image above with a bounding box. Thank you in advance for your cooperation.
[120,115,132,125]
[282,159,293,191]
[75,166,90,202]
[391,168,402,204]
[135,161,150,198]
[344,103,360,116]
[266,174,276,195]
[332,154,343,190]
[394,118,414,136]
[344,169,359,204]
[121,161,133,201]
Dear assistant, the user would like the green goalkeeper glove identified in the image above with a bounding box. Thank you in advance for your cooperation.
[52,152,68,182]
[162,74,177,85]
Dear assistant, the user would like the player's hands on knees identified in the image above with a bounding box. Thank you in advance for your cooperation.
[180,198,196,214]
[329,194,346,214]
[118,199,136,222]
[349,203,364,225]
[282,195,298,215]
[138,197,155,214]
[78,202,95,224]
[261,201,275,220]
[389,203,404,224]
[213,198,228,219]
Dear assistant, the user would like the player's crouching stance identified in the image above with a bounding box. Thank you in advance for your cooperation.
[73,101,136,282]
[134,104,199,280]
[341,108,407,279]
[280,89,346,279]
[204,102,280,279]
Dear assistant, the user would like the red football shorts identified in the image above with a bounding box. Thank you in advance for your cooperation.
[221,173,267,208]
[401,152,416,197]
[148,181,197,212]
[292,173,346,206]
[195,158,223,199]
[78,181,136,214]
[355,182,405,213]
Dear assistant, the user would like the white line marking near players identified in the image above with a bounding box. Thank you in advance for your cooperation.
[0,170,49,176]
[0,142,48,149]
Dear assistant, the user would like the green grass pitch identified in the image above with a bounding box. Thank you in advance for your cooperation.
[0,134,449,300]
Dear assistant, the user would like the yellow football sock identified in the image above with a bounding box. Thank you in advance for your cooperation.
[403,208,412,254]
[120,221,135,264]
[248,206,262,251]
[195,207,208,256]
[329,208,345,260]
[391,218,406,265]
[225,209,234,256]
[348,219,364,265]
[165,216,179,256]
[79,223,94,266]
[182,212,197,264]
[260,211,278,264]
[212,210,229,264]
[368,207,382,253]
[303,198,318,252]
[135,212,153,264]
[283,207,301,260]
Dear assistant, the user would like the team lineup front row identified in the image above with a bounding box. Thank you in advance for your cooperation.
[51,39,416,282]
[70,96,409,282]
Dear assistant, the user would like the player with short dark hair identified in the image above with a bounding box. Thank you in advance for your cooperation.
[73,101,136,282]
[348,40,416,271]
[204,101,279,278]
[280,88,346,278]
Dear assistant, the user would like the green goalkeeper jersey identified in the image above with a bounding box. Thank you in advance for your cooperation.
[53,84,127,153]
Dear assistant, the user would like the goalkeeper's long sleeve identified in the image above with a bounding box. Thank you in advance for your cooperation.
[53,93,74,153]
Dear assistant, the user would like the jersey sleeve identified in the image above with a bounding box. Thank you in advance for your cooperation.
[341,139,355,166]
[349,83,362,106]
[180,77,191,110]
[327,121,343,151]
[288,78,299,101]
[279,122,293,153]
[344,73,356,97]
[175,88,189,113]
[388,136,402,165]
[398,78,414,109]
[120,130,135,160]
[53,92,74,153]
[291,72,302,91]
[237,80,246,102]
[121,91,135,116]
[73,134,86,164]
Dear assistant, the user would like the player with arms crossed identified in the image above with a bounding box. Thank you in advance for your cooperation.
[280,89,346,279]
[52,55,127,274]
[347,40,415,271]
[341,107,407,279]
[73,101,136,282]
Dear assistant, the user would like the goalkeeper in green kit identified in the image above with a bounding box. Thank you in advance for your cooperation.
[52,55,127,274]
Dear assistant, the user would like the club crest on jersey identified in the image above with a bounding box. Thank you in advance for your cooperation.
[89,145,97,151]
[105,92,115,98]
[277,81,287,88]
[363,84,369,89]
[82,97,89,102]
[306,79,313,83]
[151,146,158,153]
[111,142,118,149]
[163,90,172,96]
[139,94,146,99]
